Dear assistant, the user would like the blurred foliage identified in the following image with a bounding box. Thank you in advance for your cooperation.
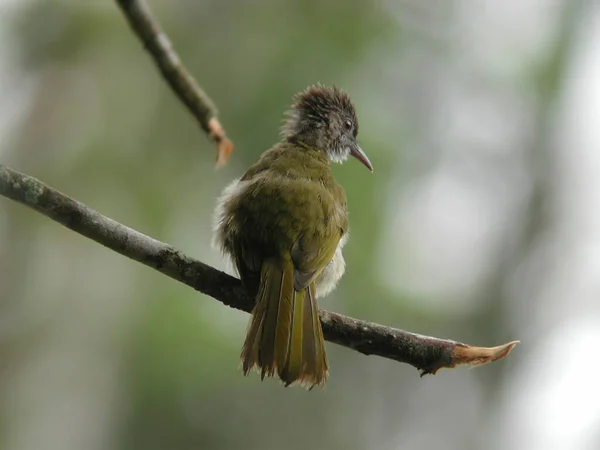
[0,0,593,449]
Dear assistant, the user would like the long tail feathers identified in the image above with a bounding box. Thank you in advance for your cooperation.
[308,283,328,386]
[240,258,328,389]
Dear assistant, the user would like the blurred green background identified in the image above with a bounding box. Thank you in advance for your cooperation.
[1,1,600,449]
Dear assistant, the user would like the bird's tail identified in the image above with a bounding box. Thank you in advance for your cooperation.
[241,257,328,388]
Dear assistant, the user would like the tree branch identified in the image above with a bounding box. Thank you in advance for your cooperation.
[0,164,518,376]
[115,0,234,166]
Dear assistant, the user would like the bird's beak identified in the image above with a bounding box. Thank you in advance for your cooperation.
[350,143,374,172]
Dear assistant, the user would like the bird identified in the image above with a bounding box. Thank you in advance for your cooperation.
[213,85,372,389]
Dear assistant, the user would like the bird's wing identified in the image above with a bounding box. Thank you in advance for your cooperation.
[290,228,343,291]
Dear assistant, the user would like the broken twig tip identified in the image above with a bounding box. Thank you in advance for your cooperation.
[452,340,520,368]
[208,117,234,168]
[215,137,234,168]
[417,340,519,377]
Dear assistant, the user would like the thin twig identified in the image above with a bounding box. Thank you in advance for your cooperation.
[115,0,234,166]
[0,164,519,376]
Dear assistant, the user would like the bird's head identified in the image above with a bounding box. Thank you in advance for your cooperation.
[282,85,373,171]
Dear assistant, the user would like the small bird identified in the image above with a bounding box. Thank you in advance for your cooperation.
[213,85,372,388]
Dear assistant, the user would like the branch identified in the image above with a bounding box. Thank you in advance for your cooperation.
[0,164,519,376]
[115,0,234,166]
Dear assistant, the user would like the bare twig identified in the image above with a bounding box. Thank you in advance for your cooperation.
[0,164,519,376]
[115,0,234,166]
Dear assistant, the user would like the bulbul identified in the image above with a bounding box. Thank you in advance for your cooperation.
[213,85,372,389]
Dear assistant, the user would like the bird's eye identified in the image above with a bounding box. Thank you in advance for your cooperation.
[345,120,353,130]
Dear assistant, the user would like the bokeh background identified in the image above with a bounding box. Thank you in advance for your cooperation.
[1,0,599,449]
